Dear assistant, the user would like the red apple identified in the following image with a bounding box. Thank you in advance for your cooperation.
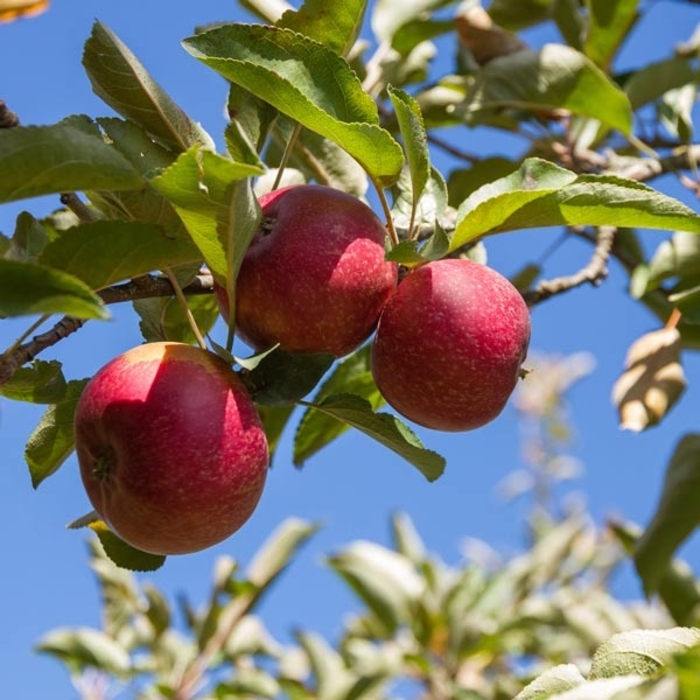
[74,342,269,555]
[371,259,531,432]
[219,184,398,357]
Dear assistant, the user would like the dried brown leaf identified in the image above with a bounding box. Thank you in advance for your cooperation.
[455,4,527,66]
[612,327,686,432]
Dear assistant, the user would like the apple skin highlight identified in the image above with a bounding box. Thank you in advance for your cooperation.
[75,342,269,555]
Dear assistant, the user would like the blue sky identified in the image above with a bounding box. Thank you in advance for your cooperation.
[2,1,700,697]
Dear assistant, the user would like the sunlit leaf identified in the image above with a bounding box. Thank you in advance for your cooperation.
[277,0,367,56]
[0,115,142,203]
[635,433,700,596]
[451,158,700,250]
[462,44,633,134]
[83,21,213,151]
[582,0,640,70]
[624,56,698,110]
[5,211,50,262]
[182,24,404,185]
[0,360,66,404]
[611,326,686,432]
[0,259,107,319]
[589,627,700,679]
[513,664,585,699]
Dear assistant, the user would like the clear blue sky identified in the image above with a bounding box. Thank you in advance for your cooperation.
[2,1,700,697]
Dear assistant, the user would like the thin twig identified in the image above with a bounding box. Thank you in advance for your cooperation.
[0,273,214,386]
[522,226,616,307]
[59,193,96,223]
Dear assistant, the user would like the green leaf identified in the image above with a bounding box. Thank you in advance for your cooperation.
[277,0,367,56]
[246,518,318,586]
[225,86,277,168]
[634,433,700,596]
[462,44,633,135]
[388,86,431,231]
[660,83,695,144]
[0,361,67,404]
[451,158,700,250]
[39,221,202,291]
[241,351,335,406]
[294,346,384,466]
[487,0,552,30]
[6,212,50,262]
[589,627,700,679]
[87,520,166,572]
[36,627,131,675]
[150,146,262,282]
[134,293,220,345]
[257,404,295,460]
[582,0,640,70]
[670,284,700,323]
[26,379,88,487]
[296,632,353,699]
[624,56,698,111]
[447,157,516,207]
[216,669,280,698]
[302,393,445,481]
[514,664,585,699]
[327,540,424,635]
[182,24,404,185]
[646,231,700,289]
[0,259,107,319]
[371,0,452,43]
[0,115,143,203]
[83,21,213,151]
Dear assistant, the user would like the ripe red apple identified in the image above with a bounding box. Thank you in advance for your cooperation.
[217,184,398,357]
[74,342,269,555]
[371,259,531,432]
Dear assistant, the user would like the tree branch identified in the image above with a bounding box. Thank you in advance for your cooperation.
[523,227,616,307]
[0,273,214,386]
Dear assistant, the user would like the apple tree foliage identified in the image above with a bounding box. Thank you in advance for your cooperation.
[3,0,700,694]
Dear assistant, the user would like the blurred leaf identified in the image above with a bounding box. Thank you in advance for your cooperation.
[83,21,213,151]
[25,379,88,487]
[36,627,131,675]
[659,84,695,143]
[143,584,171,638]
[150,147,262,283]
[669,284,700,323]
[488,0,553,30]
[510,262,542,292]
[611,326,686,432]
[6,212,50,262]
[226,87,277,167]
[247,518,318,587]
[241,350,335,406]
[0,115,143,203]
[182,24,404,185]
[0,260,108,318]
[462,44,633,134]
[88,521,166,572]
[328,540,424,635]
[294,346,383,467]
[296,632,353,699]
[589,627,700,679]
[277,0,367,55]
[391,511,426,563]
[514,664,585,699]
[216,668,280,698]
[0,360,67,404]
[388,85,430,228]
[635,434,700,596]
[303,393,446,482]
[451,158,700,249]
[39,221,202,291]
[371,0,451,43]
[582,0,639,70]
[624,56,698,111]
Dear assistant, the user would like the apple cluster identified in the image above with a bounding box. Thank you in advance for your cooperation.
[74,184,530,557]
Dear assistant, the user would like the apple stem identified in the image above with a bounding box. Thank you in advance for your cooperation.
[272,122,303,192]
[372,180,400,247]
[665,307,682,330]
[164,268,208,350]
